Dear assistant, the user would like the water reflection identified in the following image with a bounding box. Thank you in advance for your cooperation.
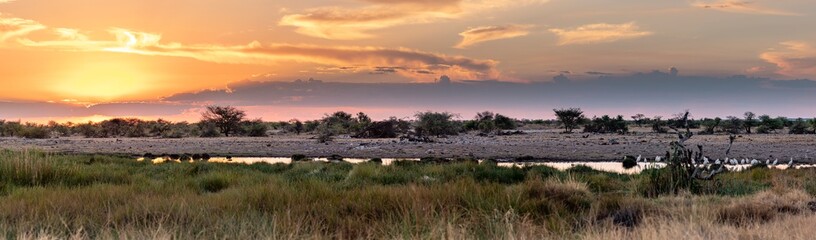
[137,157,816,174]
[139,157,419,166]
[499,162,667,174]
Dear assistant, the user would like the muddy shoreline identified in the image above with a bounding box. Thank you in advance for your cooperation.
[1,131,814,163]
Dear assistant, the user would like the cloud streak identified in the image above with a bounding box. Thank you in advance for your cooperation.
[455,24,532,49]
[18,28,500,80]
[692,1,799,16]
[549,22,652,46]
[0,14,46,42]
[280,0,548,40]
[760,41,816,79]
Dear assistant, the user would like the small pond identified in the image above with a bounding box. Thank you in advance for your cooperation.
[138,157,816,175]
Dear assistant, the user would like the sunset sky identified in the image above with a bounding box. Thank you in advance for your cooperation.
[1,0,815,122]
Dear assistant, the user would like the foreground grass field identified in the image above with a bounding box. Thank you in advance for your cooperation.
[1,150,815,239]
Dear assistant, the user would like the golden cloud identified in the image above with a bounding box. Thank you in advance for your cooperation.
[692,0,799,16]
[19,28,500,80]
[0,14,46,42]
[455,24,532,49]
[280,0,548,40]
[760,41,816,79]
[548,22,652,46]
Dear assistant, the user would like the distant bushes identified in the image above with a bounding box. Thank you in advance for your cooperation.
[414,111,460,137]
[463,111,518,134]
[1,107,813,139]
[583,115,628,134]
[353,117,410,138]
[18,123,51,139]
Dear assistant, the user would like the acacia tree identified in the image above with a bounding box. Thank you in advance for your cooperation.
[201,105,246,137]
[631,113,646,127]
[553,108,586,133]
[290,119,304,135]
[743,112,757,134]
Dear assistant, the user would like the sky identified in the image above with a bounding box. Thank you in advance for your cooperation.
[0,0,814,122]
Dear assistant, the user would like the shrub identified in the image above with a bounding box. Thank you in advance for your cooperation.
[651,117,668,133]
[198,121,221,137]
[470,112,517,134]
[755,125,772,134]
[289,119,304,135]
[0,120,20,137]
[789,119,811,134]
[243,119,268,137]
[722,116,744,134]
[699,117,721,134]
[19,124,51,139]
[758,115,784,133]
[583,115,628,134]
[474,111,497,134]
[353,118,409,138]
[316,123,334,143]
[414,111,459,137]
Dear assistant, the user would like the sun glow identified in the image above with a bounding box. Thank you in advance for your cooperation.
[51,61,150,102]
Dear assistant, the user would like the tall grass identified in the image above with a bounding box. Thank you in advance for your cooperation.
[0,150,813,239]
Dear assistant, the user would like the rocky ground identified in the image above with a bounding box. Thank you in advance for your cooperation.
[1,128,814,162]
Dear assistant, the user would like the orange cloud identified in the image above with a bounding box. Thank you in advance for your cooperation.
[549,22,652,46]
[760,41,816,79]
[692,1,799,16]
[19,28,500,80]
[280,0,548,40]
[455,24,532,49]
[0,14,46,42]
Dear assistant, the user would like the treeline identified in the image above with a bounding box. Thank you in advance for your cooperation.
[1,106,814,139]
[0,106,520,139]
[553,108,816,135]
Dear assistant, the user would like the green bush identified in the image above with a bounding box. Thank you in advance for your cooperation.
[19,124,51,139]
[583,115,628,134]
[414,111,459,137]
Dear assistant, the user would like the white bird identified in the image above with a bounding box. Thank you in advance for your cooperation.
[731,159,739,165]
[765,159,770,165]
[714,159,721,165]
[751,159,760,165]
[742,159,748,164]
[655,156,662,162]
[637,155,642,162]
[772,159,778,166]
[788,157,794,167]
[691,158,696,165]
